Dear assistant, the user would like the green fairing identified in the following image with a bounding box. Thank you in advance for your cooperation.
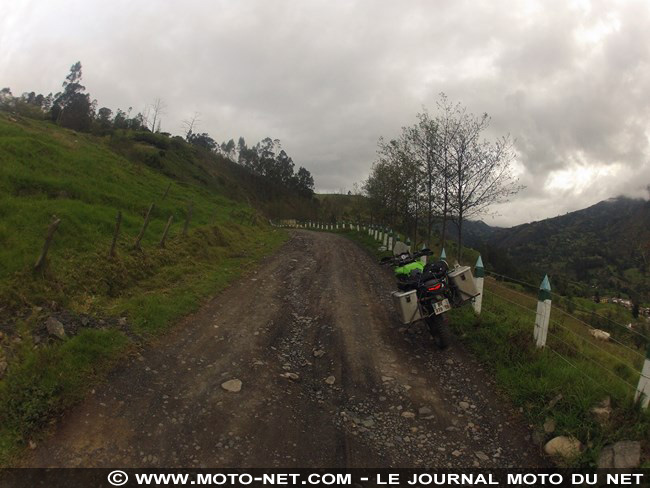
[394,261,424,276]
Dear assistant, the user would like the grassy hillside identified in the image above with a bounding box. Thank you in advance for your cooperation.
[469,198,650,303]
[451,280,649,467]
[0,112,289,464]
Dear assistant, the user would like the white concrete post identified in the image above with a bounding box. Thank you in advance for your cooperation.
[634,345,650,409]
[534,275,552,348]
[473,255,484,314]
[440,247,447,261]
[387,231,393,254]
[374,227,378,240]
[420,243,427,264]
[383,228,389,248]
[356,224,359,232]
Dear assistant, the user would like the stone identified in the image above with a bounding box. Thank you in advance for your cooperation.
[543,418,556,434]
[118,317,128,326]
[221,379,242,392]
[381,376,394,382]
[597,441,641,469]
[452,450,462,457]
[591,406,611,424]
[544,436,582,459]
[46,317,65,339]
[401,411,416,418]
[325,376,336,385]
[548,394,563,408]
[589,329,610,341]
[459,401,470,410]
[475,451,490,462]
[591,396,612,424]
[418,406,432,415]
[280,372,300,381]
[313,349,326,358]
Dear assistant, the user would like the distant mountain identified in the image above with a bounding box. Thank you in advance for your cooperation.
[464,197,650,302]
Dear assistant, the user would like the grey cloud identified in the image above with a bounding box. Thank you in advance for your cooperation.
[1,0,649,226]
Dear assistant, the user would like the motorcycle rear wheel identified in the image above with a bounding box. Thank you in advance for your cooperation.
[427,314,451,350]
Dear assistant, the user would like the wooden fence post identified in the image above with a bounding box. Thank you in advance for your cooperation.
[183,202,193,236]
[134,203,154,250]
[162,182,171,200]
[473,255,484,314]
[635,345,650,409]
[34,217,61,273]
[534,275,552,348]
[159,215,174,248]
[109,211,122,258]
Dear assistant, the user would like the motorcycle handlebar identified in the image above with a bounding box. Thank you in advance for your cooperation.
[380,248,433,266]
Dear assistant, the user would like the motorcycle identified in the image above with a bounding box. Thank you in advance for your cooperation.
[381,247,479,349]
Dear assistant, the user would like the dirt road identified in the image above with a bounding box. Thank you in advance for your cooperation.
[23,230,546,468]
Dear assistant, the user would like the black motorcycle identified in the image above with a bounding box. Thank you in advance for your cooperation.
[381,249,471,349]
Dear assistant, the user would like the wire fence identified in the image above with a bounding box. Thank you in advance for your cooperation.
[485,269,650,342]
[482,273,649,403]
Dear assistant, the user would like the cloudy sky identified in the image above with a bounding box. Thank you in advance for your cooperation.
[2,0,649,226]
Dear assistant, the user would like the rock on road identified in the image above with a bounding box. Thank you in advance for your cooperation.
[22,230,545,468]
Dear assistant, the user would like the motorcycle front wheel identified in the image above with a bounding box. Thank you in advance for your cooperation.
[426,313,451,350]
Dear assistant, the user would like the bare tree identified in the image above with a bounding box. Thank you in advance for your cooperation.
[449,111,523,261]
[364,94,523,261]
[149,97,166,133]
[182,111,201,140]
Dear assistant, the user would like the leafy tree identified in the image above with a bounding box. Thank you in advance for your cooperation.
[296,167,314,195]
[187,132,217,151]
[220,138,236,160]
[113,109,128,129]
[0,88,13,110]
[53,62,93,131]
[96,107,113,130]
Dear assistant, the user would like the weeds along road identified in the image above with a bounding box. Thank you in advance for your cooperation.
[23,230,546,468]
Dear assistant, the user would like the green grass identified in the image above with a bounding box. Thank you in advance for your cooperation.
[0,328,129,459]
[338,226,649,467]
[0,112,289,465]
[450,284,649,467]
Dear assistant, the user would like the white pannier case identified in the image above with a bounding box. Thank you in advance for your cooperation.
[392,289,422,324]
[448,265,479,302]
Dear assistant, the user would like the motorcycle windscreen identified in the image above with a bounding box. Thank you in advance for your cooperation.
[392,241,410,256]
